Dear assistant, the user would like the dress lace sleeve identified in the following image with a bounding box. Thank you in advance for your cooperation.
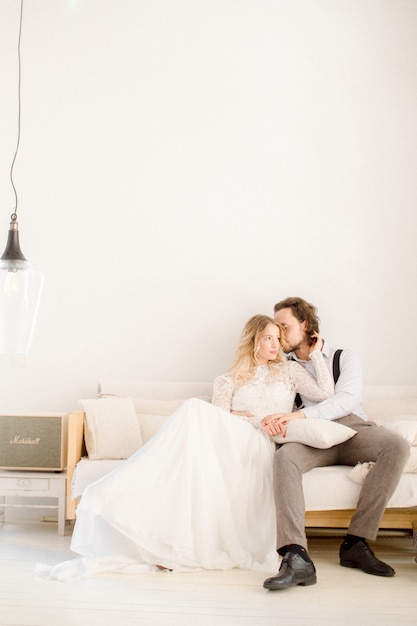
[212,373,267,430]
[290,351,334,401]
[212,374,234,412]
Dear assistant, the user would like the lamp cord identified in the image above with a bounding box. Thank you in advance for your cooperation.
[9,0,24,223]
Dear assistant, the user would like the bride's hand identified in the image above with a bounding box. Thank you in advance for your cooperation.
[261,411,305,437]
[309,332,324,353]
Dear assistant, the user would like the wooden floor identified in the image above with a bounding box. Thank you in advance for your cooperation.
[0,521,416,626]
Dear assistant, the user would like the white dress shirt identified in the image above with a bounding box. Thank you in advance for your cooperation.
[288,342,367,421]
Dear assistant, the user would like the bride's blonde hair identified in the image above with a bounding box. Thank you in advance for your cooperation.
[229,314,285,387]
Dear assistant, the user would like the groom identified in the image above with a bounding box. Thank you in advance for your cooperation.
[262,296,409,590]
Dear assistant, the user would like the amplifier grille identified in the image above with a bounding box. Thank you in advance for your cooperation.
[0,414,67,471]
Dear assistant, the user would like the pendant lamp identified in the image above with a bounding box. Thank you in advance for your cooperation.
[0,0,44,366]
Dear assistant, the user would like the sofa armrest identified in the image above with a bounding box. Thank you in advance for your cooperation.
[66,410,85,520]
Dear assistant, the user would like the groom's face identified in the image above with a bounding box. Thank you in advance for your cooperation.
[274,308,307,354]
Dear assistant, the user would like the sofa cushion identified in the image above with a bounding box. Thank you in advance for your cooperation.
[349,418,417,484]
[364,389,417,425]
[383,418,417,446]
[80,396,143,460]
[134,397,186,416]
[404,447,417,473]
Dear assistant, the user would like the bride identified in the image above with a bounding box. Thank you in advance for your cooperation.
[39,314,333,580]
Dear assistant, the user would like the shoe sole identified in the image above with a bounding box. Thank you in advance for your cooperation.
[263,575,317,590]
[340,559,395,577]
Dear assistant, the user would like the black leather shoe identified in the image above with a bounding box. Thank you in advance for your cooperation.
[263,552,317,590]
[339,540,395,577]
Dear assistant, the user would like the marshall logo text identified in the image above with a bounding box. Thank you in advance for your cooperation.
[10,435,41,445]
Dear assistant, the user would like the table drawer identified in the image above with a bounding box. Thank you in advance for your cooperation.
[0,476,49,491]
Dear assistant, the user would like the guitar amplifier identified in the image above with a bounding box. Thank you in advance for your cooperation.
[0,413,67,471]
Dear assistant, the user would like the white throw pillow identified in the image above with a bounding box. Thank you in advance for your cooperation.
[383,418,417,446]
[272,419,356,448]
[404,447,417,473]
[80,396,143,460]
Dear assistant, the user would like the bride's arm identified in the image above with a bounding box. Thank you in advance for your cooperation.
[212,374,234,411]
[262,343,334,437]
[291,352,334,400]
[212,375,259,426]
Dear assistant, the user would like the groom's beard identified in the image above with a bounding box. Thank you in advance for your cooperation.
[281,338,305,354]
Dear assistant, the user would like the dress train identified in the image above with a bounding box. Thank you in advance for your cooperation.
[37,399,278,580]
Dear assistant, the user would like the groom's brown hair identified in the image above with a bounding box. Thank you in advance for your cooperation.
[273,297,320,339]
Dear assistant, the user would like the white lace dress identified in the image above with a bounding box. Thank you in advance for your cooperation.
[212,352,333,429]
[39,354,332,581]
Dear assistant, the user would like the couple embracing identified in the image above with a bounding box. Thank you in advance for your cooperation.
[42,297,408,588]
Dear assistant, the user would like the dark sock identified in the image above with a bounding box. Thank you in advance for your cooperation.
[278,544,312,563]
[342,534,365,549]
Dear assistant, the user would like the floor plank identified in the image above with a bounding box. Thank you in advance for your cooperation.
[0,522,416,626]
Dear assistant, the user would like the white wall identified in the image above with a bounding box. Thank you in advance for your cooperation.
[1,0,417,414]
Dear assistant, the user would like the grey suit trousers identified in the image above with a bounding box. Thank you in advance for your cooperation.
[273,414,410,550]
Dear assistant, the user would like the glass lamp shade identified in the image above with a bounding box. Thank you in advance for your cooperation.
[0,221,44,365]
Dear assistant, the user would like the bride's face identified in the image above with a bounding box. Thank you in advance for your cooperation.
[255,323,281,365]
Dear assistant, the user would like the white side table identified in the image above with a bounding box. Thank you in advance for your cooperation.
[0,470,67,535]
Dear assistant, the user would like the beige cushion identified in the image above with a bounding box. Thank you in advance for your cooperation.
[80,397,143,460]
[272,419,356,448]
[138,414,170,443]
[136,399,190,442]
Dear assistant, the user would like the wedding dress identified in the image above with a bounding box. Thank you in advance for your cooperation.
[38,354,332,581]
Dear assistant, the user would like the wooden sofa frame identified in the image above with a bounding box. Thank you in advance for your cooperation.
[66,410,417,547]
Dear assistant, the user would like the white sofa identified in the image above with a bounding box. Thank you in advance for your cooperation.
[66,380,417,555]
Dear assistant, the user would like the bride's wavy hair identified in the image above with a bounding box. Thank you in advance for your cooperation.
[229,314,285,387]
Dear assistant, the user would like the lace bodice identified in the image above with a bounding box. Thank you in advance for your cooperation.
[212,352,333,429]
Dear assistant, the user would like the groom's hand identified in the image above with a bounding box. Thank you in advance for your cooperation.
[261,411,305,437]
